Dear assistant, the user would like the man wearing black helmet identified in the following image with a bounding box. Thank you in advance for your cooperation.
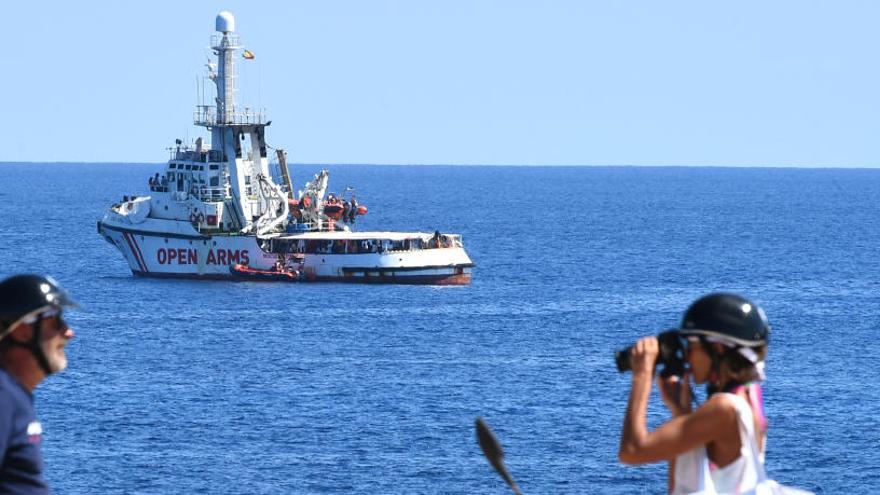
[618,293,810,494]
[0,274,77,494]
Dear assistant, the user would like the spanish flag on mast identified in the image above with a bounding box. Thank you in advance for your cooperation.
[243,49,255,60]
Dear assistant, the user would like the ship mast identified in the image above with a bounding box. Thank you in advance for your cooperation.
[193,12,287,234]
[214,12,238,124]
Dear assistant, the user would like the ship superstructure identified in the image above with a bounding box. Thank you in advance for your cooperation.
[97,12,473,284]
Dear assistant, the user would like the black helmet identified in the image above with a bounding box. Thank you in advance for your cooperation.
[0,275,77,338]
[678,293,769,347]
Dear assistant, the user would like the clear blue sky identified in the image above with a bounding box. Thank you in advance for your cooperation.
[4,1,879,166]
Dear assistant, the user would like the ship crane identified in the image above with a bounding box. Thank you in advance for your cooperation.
[251,173,289,236]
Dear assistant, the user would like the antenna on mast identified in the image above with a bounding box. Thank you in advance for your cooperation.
[212,11,239,124]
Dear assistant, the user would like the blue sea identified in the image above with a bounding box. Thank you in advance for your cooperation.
[0,163,877,494]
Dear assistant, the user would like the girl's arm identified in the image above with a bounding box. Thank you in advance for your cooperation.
[620,392,736,464]
[618,337,735,465]
[659,375,691,493]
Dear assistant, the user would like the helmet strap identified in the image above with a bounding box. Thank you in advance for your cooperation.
[705,339,723,395]
[7,315,54,376]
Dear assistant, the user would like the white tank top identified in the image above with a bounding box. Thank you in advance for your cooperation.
[671,393,813,495]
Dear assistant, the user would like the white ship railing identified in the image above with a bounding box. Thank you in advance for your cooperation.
[294,234,464,254]
[194,105,267,126]
[190,186,229,203]
[148,184,229,203]
[210,34,240,49]
[168,148,224,162]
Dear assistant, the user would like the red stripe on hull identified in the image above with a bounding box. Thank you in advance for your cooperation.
[315,273,471,285]
[128,233,148,273]
[122,233,147,273]
[131,270,471,285]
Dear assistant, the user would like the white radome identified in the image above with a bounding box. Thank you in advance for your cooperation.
[215,11,235,33]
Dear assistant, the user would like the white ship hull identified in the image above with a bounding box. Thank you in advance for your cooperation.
[98,222,474,285]
[98,12,474,286]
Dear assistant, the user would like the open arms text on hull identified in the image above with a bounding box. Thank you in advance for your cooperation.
[97,12,473,285]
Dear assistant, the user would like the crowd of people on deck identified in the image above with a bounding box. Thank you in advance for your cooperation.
[297,232,455,255]
[147,173,168,192]
[320,194,361,224]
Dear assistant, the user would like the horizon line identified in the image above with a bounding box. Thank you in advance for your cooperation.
[1,161,879,169]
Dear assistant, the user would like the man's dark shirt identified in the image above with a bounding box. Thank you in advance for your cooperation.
[0,367,48,494]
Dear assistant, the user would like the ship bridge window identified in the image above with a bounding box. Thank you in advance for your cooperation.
[209,164,219,170]
[185,165,192,170]
[169,164,176,169]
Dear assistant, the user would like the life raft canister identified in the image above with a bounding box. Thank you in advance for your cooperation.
[190,210,205,224]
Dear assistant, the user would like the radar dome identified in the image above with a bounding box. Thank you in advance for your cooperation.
[216,11,235,33]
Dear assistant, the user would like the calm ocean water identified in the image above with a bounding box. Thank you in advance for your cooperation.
[0,163,877,494]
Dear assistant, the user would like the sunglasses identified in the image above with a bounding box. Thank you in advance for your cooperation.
[21,308,68,331]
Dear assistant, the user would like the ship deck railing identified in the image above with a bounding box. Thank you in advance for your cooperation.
[148,185,230,203]
[194,105,267,127]
[169,149,224,163]
[268,232,464,255]
[192,189,231,203]
[210,33,240,49]
[187,187,230,203]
